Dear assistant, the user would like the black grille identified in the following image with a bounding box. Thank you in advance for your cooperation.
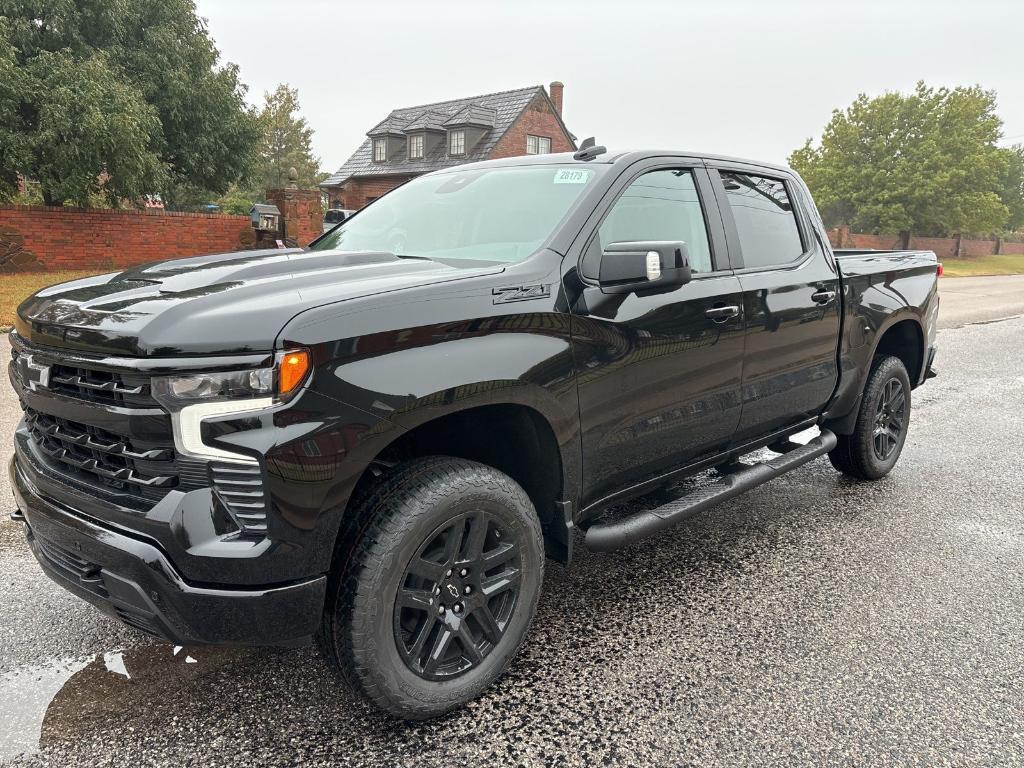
[34,535,108,599]
[24,406,179,502]
[48,363,154,408]
[210,462,268,533]
[114,606,164,637]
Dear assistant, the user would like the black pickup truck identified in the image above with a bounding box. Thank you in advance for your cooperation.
[9,148,939,719]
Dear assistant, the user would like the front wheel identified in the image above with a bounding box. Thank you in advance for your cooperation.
[829,355,912,480]
[318,457,544,719]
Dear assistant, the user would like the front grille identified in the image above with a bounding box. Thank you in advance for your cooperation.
[24,407,178,502]
[13,338,267,535]
[48,363,154,408]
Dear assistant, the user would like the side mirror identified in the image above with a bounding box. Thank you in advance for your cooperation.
[598,241,692,295]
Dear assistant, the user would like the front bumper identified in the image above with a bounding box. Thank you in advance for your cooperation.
[11,457,326,645]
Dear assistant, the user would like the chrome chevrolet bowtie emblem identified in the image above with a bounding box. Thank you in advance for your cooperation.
[19,354,50,392]
[446,584,459,599]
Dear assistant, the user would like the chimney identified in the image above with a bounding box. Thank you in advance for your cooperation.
[549,81,564,116]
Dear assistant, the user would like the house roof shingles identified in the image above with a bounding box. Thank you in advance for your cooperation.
[322,85,565,187]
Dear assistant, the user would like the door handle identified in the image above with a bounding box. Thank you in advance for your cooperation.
[705,305,740,322]
[812,290,836,305]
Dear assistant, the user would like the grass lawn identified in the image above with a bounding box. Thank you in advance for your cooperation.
[0,270,99,328]
[941,253,1024,277]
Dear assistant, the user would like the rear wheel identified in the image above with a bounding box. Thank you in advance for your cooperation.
[318,456,544,719]
[828,355,912,480]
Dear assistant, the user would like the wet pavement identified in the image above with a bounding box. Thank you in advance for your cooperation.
[2,315,1024,767]
[936,274,1024,328]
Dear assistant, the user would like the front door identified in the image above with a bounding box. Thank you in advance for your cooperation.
[708,165,841,443]
[570,164,746,509]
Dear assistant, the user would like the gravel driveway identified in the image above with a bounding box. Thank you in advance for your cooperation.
[1,308,1022,767]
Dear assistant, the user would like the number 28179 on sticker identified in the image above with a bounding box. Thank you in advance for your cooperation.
[553,169,592,184]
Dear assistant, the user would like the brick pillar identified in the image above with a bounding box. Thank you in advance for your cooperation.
[265,187,323,247]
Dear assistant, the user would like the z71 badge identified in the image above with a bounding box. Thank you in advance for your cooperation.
[492,284,551,304]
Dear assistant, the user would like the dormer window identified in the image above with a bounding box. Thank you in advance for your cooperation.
[409,134,425,160]
[527,135,551,155]
[449,130,466,156]
[372,138,387,162]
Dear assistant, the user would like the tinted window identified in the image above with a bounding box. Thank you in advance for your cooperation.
[597,169,713,273]
[719,172,804,268]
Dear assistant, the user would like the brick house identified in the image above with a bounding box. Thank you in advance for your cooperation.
[320,82,575,210]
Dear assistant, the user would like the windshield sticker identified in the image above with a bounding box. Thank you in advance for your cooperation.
[553,168,592,184]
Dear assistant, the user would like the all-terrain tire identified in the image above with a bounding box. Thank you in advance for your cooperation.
[318,456,544,720]
[828,355,912,480]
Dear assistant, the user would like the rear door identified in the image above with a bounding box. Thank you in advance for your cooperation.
[570,161,746,508]
[706,162,841,443]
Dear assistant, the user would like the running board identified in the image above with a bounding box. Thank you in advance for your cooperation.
[583,429,838,552]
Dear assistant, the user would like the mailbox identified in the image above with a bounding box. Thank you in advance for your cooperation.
[249,203,281,232]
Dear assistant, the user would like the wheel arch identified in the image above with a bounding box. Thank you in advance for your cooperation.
[872,317,925,386]
[343,400,575,566]
[825,312,925,435]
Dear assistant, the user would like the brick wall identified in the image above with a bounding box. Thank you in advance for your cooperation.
[490,91,576,159]
[0,205,254,272]
[909,236,958,260]
[827,227,1024,258]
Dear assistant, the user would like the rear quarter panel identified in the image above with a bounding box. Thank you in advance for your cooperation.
[823,250,939,426]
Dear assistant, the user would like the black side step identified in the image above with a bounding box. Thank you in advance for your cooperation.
[583,429,838,552]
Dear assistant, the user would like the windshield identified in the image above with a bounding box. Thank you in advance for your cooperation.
[311,165,600,263]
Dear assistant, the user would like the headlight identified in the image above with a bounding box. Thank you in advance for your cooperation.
[154,368,274,403]
[151,349,310,405]
[152,348,311,464]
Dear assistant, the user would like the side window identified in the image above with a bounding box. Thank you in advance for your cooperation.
[719,172,804,268]
[597,169,714,274]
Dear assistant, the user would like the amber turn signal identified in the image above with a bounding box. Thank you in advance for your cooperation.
[278,349,310,396]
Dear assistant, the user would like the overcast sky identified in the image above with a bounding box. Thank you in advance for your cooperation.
[196,0,1024,174]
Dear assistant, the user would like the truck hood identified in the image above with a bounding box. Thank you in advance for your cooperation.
[15,248,503,357]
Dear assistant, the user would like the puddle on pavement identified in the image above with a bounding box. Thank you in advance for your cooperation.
[0,645,246,762]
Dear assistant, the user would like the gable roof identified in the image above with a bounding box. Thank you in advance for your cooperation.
[322,85,573,187]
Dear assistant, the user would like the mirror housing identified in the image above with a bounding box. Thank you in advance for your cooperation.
[598,241,692,295]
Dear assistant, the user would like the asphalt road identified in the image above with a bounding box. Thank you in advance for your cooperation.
[936,274,1024,328]
[2,283,1023,766]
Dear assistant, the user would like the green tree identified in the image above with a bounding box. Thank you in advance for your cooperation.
[216,184,257,216]
[790,83,1013,235]
[0,0,260,207]
[0,18,30,201]
[253,84,324,192]
[998,145,1024,232]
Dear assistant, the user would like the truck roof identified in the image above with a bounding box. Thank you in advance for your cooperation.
[431,149,795,175]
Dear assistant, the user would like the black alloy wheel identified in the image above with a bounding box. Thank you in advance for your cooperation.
[827,354,912,481]
[872,377,907,461]
[394,510,521,681]
[318,456,543,719]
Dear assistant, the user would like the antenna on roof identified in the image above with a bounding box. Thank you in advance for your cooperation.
[574,137,606,161]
